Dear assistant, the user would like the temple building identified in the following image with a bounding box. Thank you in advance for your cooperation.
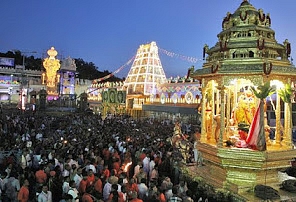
[58,57,77,98]
[87,42,202,123]
[188,0,296,198]
[124,41,201,121]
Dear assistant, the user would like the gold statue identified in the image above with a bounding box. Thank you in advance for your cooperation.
[43,47,61,88]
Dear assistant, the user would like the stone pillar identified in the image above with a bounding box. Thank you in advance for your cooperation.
[218,86,226,147]
[283,79,293,148]
[275,91,282,146]
[283,102,293,148]
[226,87,231,134]
[201,79,207,143]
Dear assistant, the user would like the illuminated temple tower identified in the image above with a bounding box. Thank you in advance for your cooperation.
[189,0,296,198]
[124,41,167,109]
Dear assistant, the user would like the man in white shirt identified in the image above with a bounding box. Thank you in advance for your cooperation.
[68,180,79,202]
[103,179,112,201]
[133,161,142,178]
[137,178,148,200]
[62,164,71,177]
[142,154,150,177]
[73,167,83,189]
[38,185,52,202]
[21,150,31,170]
[36,132,43,141]
[149,156,156,176]
[4,172,20,201]
[85,161,96,174]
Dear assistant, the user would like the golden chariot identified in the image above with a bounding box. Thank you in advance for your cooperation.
[188,0,296,195]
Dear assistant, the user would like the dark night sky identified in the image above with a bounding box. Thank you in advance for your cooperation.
[1,0,295,78]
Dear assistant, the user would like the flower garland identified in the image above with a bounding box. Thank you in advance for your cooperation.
[259,13,266,22]
[222,13,231,28]
[287,43,291,56]
[257,39,265,50]
[203,47,206,59]
[263,62,272,75]
[102,91,109,102]
[219,41,227,51]
[109,90,116,103]
[266,15,271,26]
[211,64,219,74]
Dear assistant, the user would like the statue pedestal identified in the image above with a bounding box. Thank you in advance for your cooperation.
[195,142,296,194]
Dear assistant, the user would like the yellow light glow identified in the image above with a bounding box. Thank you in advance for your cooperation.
[124,162,132,172]
[270,80,284,90]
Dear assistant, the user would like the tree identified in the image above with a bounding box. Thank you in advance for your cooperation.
[73,58,123,81]
[0,51,124,81]
[250,81,275,151]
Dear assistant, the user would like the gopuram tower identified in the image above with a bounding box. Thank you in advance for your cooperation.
[124,41,167,96]
[189,0,296,198]
[124,41,167,110]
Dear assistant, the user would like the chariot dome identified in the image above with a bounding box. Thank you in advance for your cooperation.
[196,0,293,74]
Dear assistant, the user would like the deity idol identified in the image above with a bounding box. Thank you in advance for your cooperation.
[231,89,256,126]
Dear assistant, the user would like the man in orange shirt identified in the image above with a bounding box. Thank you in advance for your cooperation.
[81,186,95,202]
[101,165,110,184]
[107,184,125,202]
[112,158,121,174]
[93,174,102,199]
[126,178,139,198]
[129,191,143,202]
[78,174,88,195]
[139,150,146,162]
[86,169,95,187]
[17,179,30,202]
[35,165,47,185]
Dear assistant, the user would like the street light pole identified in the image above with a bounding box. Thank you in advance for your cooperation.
[18,50,37,112]
[9,74,13,104]
[22,55,25,68]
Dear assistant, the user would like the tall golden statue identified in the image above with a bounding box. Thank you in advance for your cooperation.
[43,47,61,89]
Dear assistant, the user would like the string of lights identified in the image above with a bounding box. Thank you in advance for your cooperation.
[93,46,202,82]
[158,47,202,63]
[93,55,135,83]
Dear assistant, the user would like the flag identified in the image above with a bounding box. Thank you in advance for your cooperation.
[246,101,266,150]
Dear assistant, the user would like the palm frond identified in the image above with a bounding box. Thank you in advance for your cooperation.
[250,81,275,100]
[278,83,293,103]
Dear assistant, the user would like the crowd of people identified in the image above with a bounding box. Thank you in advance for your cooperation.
[0,110,201,202]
